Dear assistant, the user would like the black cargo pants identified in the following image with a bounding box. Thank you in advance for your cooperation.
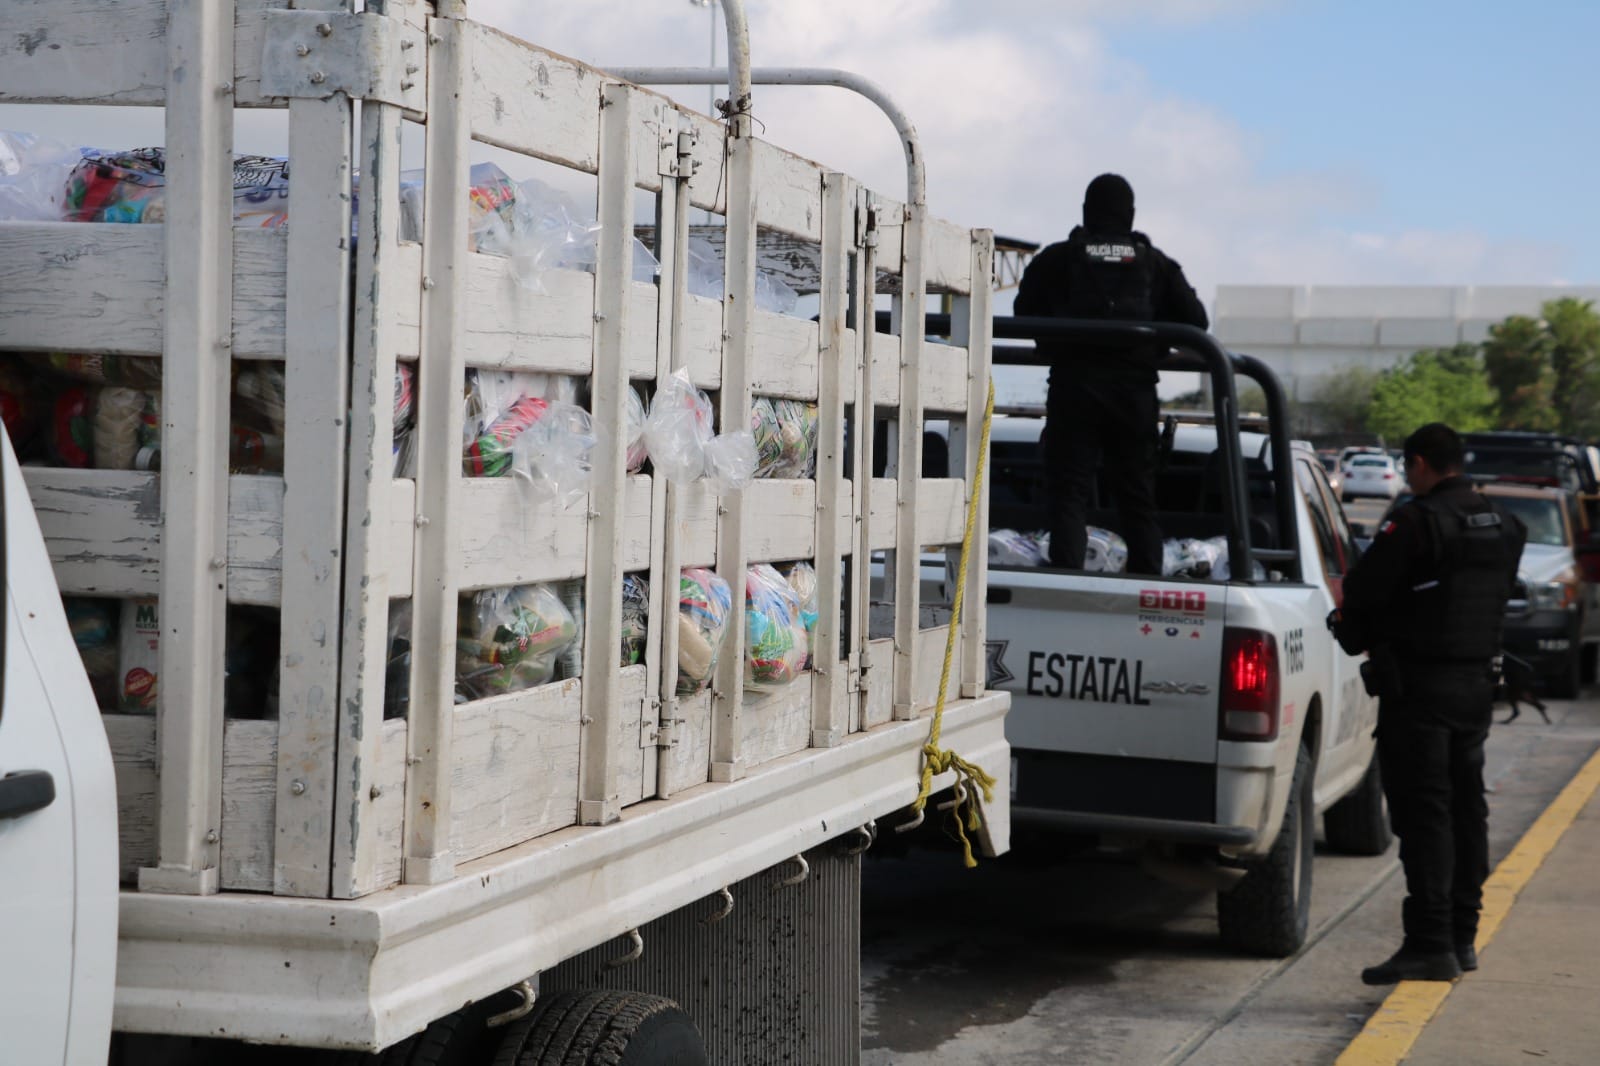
[1377,663,1493,954]
[1042,379,1162,575]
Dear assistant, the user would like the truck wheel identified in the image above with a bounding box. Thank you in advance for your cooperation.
[328,995,507,1066]
[1550,649,1582,699]
[1582,644,1598,685]
[1217,745,1314,958]
[1323,754,1392,856]
[493,990,707,1066]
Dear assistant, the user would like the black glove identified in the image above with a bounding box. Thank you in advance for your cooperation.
[1326,608,1367,657]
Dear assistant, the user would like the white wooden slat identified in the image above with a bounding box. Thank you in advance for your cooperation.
[385,479,417,600]
[613,667,652,809]
[869,195,908,266]
[449,679,582,864]
[107,715,157,883]
[921,343,972,413]
[460,258,657,378]
[138,0,236,897]
[738,681,814,771]
[453,476,651,590]
[851,195,882,736]
[673,483,721,569]
[371,717,409,891]
[861,638,896,730]
[869,332,902,407]
[868,478,897,553]
[678,294,726,390]
[925,216,975,294]
[333,96,409,900]
[463,20,600,172]
[752,140,824,243]
[891,203,931,721]
[658,690,713,797]
[393,243,424,360]
[742,480,818,563]
[404,14,471,886]
[274,91,355,898]
[576,81,639,827]
[0,224,287,359]
[911,626,953,714]
[629,94,674,196]
[680,111,730,215]
[918,478,968,547]
[749,313,822,401]
[952,230,995,699]
[220,720,279,893]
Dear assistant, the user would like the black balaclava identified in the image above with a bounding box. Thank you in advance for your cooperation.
[1082,173,1135,232]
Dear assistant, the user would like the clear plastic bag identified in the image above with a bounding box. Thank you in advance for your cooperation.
[751,397,819,479]
[988,529,1047,568]
[625,386,649,473]
[1162,537,1225,579]
[469,173,658,294]
[62,148,292,227]
[621,574,649,666]
[510,400,596,510]
[93,387,146,470]
[684,236,800,314]
[455,584,579,701]
[744,564,809,691]
[703,430,758,494]
[0,130,81,221]
[462,370,551,478]
[677,568,732,696]
[1084,526,1128,574]
[782,562,820,670]
[643,368,715,485]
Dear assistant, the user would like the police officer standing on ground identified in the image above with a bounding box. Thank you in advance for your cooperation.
[1331,423,1525,984]
[1013,173,1208,574]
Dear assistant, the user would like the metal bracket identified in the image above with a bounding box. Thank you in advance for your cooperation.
[605,928,644,969]
[259,10,427,110]
[485,980,537,1029]
[700,886,735,926]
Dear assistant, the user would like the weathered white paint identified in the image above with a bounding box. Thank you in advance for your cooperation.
[464,19,600,171]
[453,476,651,589]
[953,231,995,698]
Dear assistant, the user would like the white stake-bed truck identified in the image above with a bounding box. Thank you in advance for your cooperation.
[973,319,1388,957]
[0,2,1009,1062]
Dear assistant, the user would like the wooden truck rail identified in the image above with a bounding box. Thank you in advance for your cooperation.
[0,0,1007,1049]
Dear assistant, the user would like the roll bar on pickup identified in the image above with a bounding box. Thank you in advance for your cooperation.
[888,311,1301,583]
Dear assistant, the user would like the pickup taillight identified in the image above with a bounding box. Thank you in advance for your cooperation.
[1220,627,1280,742]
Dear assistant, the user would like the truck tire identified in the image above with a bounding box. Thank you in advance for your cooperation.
[1549,648,1582,699]
[493,990,707,1066]
[329,997,502,1066]
[1323,755,1392,856]
[1217,744,1314,958]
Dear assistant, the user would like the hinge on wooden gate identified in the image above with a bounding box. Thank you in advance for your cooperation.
[661,123,700,180]
[259,9,427,111]
[641,699,681,749]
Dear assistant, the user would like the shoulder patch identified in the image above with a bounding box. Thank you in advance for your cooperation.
[1379,520,1397,536]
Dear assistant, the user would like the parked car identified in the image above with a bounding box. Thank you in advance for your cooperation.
[1341,454,1403,501]
[1481,481,1600,697]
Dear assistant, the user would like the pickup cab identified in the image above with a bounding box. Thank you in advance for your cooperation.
[978,320,1388,957]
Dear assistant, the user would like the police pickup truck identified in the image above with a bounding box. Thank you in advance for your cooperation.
[974,318,1387,958]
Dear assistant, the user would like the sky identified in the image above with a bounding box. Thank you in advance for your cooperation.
[4,0,1596,308]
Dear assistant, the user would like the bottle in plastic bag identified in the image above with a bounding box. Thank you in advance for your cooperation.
[781,562,820,670]
[455,584,579,700]
[677,568,732,696]
[744,564,809,690]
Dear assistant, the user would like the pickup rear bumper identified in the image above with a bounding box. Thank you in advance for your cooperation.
[1012,807,1257,847]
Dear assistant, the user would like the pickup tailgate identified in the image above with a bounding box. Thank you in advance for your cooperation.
[987,570,1227,764]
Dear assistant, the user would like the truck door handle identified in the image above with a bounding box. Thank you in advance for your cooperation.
[0,770,56,820]
[987,588,1012,604]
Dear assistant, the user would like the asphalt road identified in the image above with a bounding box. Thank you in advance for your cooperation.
[859,693,1600,1065]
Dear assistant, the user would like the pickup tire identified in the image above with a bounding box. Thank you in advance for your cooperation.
[329,997,502,1066]
[1217,744,1313,958]
[1549,648,1582,700]
[494,990,707,1066]
[1324,755,1392,856]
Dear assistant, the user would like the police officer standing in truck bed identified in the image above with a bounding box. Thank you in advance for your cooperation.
[1014,173,1208,574]
[1332,423,1526,984]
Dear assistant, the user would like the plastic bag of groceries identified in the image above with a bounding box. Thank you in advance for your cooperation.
[644,369,715,485]
[455,584,579,700]
[676,568,733,696]
[393,364,417,477]
[1084,526,1128,573]
[462,370,551,478]
[467,173,657,294]
[1162,537,1226,579]
[62,147,292,227]
[703,430,758,494]
[620,574,649,666]
[684,236,800,315]
[781,562,820,670]
[0,130,82,221]
[625,385,649,473]
[988,529,1048,568]
[744,564,809,691]
[751,397,819,479]
[510,401,596,510]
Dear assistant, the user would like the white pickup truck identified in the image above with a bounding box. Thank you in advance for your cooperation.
[976,322,1388,957]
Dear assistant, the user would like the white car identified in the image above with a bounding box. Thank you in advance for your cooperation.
[1341,454,1403,501]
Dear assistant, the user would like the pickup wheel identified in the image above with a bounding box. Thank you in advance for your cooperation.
[1217,744,1314,958]
[328,996,505,1066]
[1549,648,1582,699]
[493,990,707,1066]
[1324,754,1392,856]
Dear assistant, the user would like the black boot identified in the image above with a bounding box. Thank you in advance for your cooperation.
[1455,942,1478,972]
[1361,947,1462,985]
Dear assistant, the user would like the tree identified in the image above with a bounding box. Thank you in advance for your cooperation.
[1312,366,1378,436]
[1482,314,1556,430]
[1543,298,1600,438]
[1365,345,1495,441]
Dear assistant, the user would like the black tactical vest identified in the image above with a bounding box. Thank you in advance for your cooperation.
[1065,229,1157,321]
[1396,490,1522,661]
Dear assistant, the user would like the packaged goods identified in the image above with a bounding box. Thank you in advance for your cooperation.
[625,386,648,473]
[384,600,412,720]
[703,429,758,494]
[455,584,579,700]
[0,130,80,221]
[556,579,586,681]
[1084,526,1127,573]
[64,598,119,709]
[46,385,95,468]
[29,352,162,390]
[510,401,596,509]
[751,397,819,479]
[620,574,649,666]
[235,364,287,435]
[119,597,160,714]
[393,364,417,476]
[135,392,161,471]
[230,425,286,474]
[465,394,548,477]
[781,562,820,670]
[0,361,36,447]
[62,148,292,227]
[643,369,715,485]
[676,568,732,696]
[988,529,1048,568]
[744,564,809,690]
[93,387,147,470]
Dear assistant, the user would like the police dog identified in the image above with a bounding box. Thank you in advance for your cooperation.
[1495,652,1550,725]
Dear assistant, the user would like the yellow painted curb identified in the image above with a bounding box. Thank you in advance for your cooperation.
[1335,743,1600,1066]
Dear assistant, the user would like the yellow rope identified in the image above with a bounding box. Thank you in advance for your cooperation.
[909,376,998,867]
